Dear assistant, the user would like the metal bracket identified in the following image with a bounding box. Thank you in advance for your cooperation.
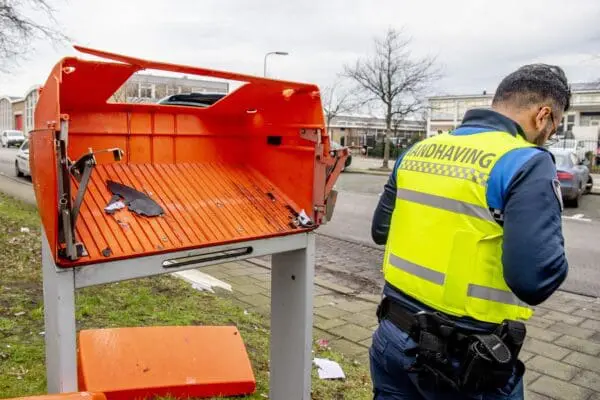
[299,128,322,144]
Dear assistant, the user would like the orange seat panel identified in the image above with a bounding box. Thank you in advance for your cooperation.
[5,393,106,400]
[77,326,256,399]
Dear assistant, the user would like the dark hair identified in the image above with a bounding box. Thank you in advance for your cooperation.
[492,64,571,112]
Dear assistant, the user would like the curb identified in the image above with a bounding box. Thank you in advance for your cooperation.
[343,169,389,177]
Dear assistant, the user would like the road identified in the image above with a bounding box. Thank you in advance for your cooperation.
[320,172,600,298]
[1,147,598,297]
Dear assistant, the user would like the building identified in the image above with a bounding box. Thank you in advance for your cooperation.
[0,95,24,132]
[328,113,425,148]
[426,82,600,140]
[111,73,229,103]
[1,73,229,135]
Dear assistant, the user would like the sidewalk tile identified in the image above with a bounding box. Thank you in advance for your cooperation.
[314,306,350,319]
[563,351,600,373]
[314,278,354,294]
[581,318,600,331]
[329,338,368,356]
[313,294,340,308]
[235,283,265,296]
[527,355,581,381]
[528,376,591,400]
[519,350,535,362]
[554,334,600,356]
[341,312,378,328]
[524,369,541,387]
[523,338,570,360]
[315,318,347,331]
[543,310,586,325]
[330,323,373,342]
[571,370,600,392]
[574,308,600,321]
[313,328,336,342]
[335,300,375,313]
[527,325,562,342]
[238,293,271,307]
[360,337,373,349]
[548,322,595,340]
[527,316,556,329]
[524,391,551,400]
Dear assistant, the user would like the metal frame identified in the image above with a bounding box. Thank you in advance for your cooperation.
[42,230,315,399]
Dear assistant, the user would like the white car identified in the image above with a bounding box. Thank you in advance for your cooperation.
[548,139,587,162]
[1,130,26,148]
[15,140,30,177]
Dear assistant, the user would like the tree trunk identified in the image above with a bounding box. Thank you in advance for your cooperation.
[383,107,392,169]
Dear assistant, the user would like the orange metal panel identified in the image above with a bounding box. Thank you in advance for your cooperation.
[78,326,256,399]
[32,46,345,266]
[5,394,106,400]
[58,162,306,267]
[29,129,58,254]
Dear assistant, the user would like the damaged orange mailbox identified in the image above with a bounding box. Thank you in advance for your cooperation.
[31,46,346,266]
[30,46,347,399]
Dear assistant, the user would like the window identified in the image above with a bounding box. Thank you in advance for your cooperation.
[570,154,577,166]
[166,86,178,96]
[139,83,153,98]
[21,140,29,151]
[567,115,575,123]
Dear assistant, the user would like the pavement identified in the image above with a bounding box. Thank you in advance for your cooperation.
[1,148,600,399]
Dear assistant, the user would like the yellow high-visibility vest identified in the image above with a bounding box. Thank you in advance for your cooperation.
[384,131,535,324]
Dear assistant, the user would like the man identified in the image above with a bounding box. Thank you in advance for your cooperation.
[370,64,570,399]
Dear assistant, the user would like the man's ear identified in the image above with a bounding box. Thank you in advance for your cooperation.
[534,106,551,132]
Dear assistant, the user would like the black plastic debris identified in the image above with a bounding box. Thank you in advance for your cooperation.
[106,180,164,217]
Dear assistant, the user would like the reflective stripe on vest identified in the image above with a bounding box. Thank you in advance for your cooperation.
[388,253,526,308]
[383,131,535,324]
[397,188,494,223]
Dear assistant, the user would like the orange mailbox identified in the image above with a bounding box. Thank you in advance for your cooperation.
[31,46,346,399]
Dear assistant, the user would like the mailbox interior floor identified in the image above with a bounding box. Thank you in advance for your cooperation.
[65,162,305,266]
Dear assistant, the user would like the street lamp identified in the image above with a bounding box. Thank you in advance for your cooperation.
[264,51,289,77]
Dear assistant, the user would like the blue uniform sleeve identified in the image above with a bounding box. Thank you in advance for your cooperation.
[499,152,568,305]
[371,154,406,245]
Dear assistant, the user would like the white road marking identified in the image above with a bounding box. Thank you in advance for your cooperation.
[562,215,592,222]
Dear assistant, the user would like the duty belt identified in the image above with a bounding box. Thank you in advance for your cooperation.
[376,297,526,393]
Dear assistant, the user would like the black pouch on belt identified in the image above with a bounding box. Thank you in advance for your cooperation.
[460,334,514,392]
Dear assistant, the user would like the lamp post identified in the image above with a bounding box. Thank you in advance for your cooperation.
[264,51,289,77]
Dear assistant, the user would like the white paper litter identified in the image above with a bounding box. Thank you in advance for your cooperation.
[313,358,345,380]
[14,311,25,317]
[104,201,126,213]
[173,270,232,293]
[20,227,30,233]
[297,209,313,227]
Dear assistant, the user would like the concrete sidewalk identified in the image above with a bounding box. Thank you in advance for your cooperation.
[206,258,600,400]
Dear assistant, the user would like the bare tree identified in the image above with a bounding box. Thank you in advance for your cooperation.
[321,78,355,135]
[345,28,441,169]
[0,0,67,71]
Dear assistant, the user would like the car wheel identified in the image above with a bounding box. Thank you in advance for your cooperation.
[15,161,23,177]
[584,175,593,195]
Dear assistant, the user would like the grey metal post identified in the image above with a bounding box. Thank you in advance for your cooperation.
[269,233,315,399]
[41,231,78,392]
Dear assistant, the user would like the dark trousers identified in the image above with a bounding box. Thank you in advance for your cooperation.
[369,320,524,400]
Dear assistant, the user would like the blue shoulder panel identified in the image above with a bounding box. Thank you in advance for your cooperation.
[486,147,543,210]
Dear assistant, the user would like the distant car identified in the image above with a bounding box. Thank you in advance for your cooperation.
[548,139,587,162]
[551,148,592,207]
[1,130,25,148]
[15,140,30,177]
[330,140,352,171]
[157,92,226,107]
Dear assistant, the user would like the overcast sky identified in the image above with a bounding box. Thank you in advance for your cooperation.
[2,0,600,99]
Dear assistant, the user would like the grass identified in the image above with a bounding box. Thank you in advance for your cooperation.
[0,192,372,399]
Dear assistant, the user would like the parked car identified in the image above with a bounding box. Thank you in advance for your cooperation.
[15,140,30,177]
[1,130,25,148]
[551,148,592,207]
[548,139,587,162]
[330,140,352,171]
